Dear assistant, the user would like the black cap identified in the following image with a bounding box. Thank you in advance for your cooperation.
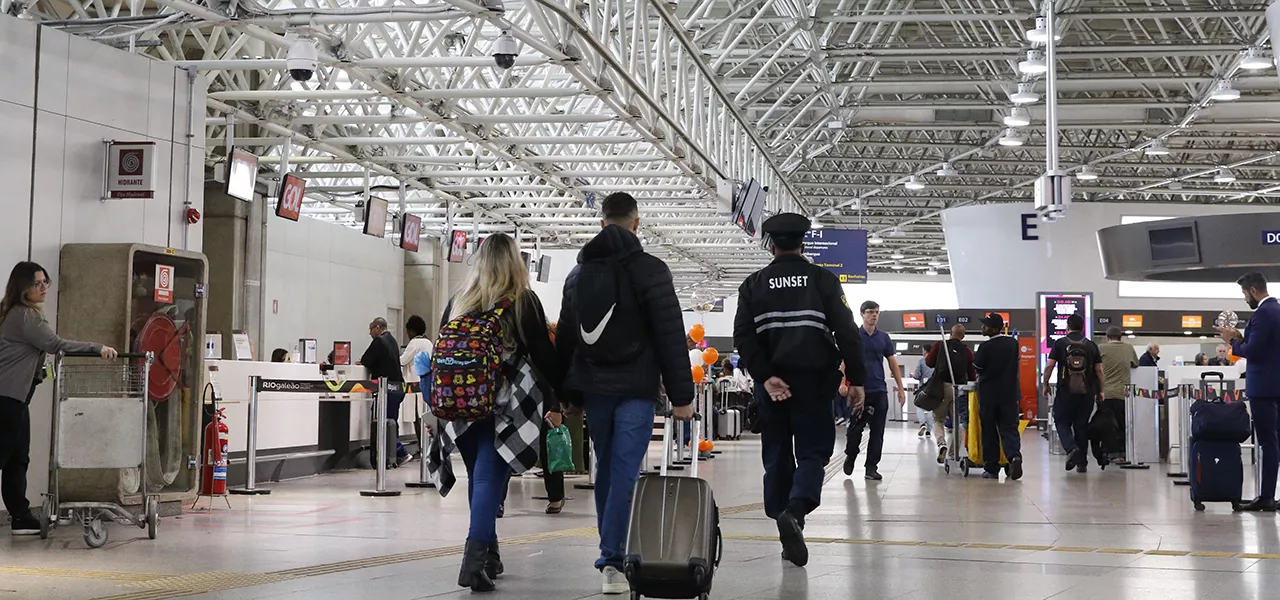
[981,312,1004,330]
[762,213,811,249]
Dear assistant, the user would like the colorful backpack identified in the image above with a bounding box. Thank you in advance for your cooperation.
[430,299,511,422]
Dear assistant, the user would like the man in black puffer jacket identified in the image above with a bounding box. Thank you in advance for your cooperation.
[557,192,695,595]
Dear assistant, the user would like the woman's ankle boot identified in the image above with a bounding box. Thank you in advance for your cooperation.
[484,541,504,579]
[458,539,496,592]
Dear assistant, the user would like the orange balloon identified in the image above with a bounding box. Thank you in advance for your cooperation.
[699,439,714,452]
[702,348,719,365]
[691,365,705,381]
[689,324,706,344]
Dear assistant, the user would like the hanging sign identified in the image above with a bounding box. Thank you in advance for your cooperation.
[154,264,174,303]
[802,228,869,284]
[106,142,158,199]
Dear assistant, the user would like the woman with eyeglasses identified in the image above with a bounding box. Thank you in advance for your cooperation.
[0,262,117,536]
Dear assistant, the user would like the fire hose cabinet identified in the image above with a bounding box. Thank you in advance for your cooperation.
[56,244,208,508]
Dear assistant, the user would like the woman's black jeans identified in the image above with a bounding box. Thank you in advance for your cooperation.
[0,396,32,519]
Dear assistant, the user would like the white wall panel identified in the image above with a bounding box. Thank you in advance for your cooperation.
[34,28,69,116]
[943,202,1278,310]
[64,33,152,135]
[0,101,33,270]
[0,18,36,107]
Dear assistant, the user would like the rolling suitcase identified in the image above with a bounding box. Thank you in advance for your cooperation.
[1188,439,1244,512]
[716,408,742,441]
[624,411,721,600]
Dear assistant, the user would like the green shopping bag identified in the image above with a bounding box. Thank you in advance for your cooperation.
[546,424,574,473]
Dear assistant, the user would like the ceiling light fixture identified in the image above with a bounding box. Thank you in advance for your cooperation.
[888,228,907,237]
[1241,47,1273,70]
[868,235,885,245]
[891,263,905,270]
[1076,165,1098,181]
[890,253,906,260]
[1003,106,1031,127]
[1210,80,1241,102]
[1009,82,1039,104]
[1018,49,1048,75]
[1145,140,1170,156]
[928,261,942,267]
[903,175,925,190]
[936,163,958,177]
[1214,166,1237,183]
[1024,16,1061,43]
[998,128,1027,146]
[810,217,824,229]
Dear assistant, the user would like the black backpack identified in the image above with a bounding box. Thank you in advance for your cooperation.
[1064,339,1094,395]
[573,256,645,365]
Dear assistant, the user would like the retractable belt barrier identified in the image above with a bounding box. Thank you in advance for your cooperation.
[230,375,402,498]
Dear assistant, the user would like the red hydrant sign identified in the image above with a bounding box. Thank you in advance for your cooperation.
[155,264,174,303]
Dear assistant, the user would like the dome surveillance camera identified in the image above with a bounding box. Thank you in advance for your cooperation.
[492,31,518,70]
[286,38,319,82]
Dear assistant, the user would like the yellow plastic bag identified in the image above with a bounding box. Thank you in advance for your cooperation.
[966,389,1029,466]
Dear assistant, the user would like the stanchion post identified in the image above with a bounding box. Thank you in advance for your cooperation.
[1171,390,1191,484]
[231,376,270,495]
[406,409,434,489]
[362,378,401,497]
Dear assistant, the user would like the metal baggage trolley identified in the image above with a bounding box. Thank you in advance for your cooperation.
[41,351,159,548]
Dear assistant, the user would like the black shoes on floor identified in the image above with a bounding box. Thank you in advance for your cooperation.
[1007,457,1024,481]
[776,512,808,567]
[1242,497,1278,512]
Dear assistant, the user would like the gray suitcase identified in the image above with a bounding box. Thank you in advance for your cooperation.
[624,412,721,599]
[716,408,742,440]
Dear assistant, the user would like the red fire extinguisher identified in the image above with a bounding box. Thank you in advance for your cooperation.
[201,408,229,495]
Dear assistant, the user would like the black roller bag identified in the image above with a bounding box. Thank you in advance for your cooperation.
[1187,372,1250,512]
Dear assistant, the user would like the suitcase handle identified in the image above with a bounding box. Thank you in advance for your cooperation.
[660,409,704,479]
[1201,371,1224,380]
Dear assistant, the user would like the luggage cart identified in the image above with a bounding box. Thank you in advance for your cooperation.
[41,351,159,548]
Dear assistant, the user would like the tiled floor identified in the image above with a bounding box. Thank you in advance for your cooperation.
[3,420,1278,599]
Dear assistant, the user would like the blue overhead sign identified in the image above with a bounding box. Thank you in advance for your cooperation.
[803,228,868,284]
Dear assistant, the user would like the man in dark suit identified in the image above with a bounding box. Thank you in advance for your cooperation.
[1217,272,1280,511]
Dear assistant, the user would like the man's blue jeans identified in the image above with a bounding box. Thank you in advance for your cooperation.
[455,418,510,544]
[584,395,657,570]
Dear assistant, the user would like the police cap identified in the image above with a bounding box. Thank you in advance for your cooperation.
[762,212,810,250]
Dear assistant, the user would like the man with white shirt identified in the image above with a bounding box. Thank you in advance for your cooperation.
[400,315,433,459]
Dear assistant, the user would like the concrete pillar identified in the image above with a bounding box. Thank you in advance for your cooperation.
[404,235,441,335]
[203,183,247,356]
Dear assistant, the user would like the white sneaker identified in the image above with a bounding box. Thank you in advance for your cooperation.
[602,566,629,595]
[917,425,928,438]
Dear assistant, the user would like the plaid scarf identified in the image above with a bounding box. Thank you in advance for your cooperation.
[427,354,546,497]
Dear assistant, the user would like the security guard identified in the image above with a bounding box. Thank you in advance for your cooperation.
[732,212,867,568]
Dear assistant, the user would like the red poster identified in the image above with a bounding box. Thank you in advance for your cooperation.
[333,342,351,366]
[902,313,926,329]
[1017,336,1038,421]
[154,264,174,303]
[401,214,421,252]
[276,174,305,221]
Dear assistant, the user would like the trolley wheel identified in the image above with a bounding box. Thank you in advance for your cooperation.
[944,463,951,474]
[1194,502,1206,512]
[84,517,108,548]
[39,497,52,540]
[960,461,970,477]
[146,498,159,540]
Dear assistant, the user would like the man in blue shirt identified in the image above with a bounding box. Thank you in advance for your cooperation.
[843,300,907,480]
[1217,272,1280,511]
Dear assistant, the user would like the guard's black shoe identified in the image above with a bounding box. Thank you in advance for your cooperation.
[1007,457,1024,481]
[1242,497,1278,512]
[843,454,857,476]
[865,469,883,481]
[1064,448,1082,472]
[776,512,808,567]
[981,471,1000,479]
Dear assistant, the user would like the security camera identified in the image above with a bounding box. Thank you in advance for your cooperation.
[286,38,319,82]
[492,31,518,70]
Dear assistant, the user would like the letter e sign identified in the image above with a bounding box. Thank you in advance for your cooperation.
[1021,213,1039,241]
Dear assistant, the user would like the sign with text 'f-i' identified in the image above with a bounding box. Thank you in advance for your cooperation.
[803,228,868,284]
[154,264,174,303]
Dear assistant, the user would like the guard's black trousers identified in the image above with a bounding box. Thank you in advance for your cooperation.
[756,369,840,520]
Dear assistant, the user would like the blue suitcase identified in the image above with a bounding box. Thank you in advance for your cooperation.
[1188,439,1244,512]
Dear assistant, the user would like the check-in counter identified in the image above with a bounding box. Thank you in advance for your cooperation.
[206,360,419,485]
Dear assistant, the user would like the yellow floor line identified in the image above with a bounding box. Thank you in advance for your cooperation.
[0,566,169,582]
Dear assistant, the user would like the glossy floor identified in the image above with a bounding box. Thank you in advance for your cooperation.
[2,421,1278,600]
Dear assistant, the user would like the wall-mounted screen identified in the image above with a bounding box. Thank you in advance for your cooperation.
[448,230,468,263]
[363,197,389,238]
[400,214,421,252]
[1181,315,1203,328]
[1148,222,1200,265]
[537,255,552,282]
[276,174,305,221]
[226,148,259,202]
[732,179,765,237]
[1036,292,1092,375]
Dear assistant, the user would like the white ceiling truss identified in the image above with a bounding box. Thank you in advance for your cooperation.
[10,0,1280,296]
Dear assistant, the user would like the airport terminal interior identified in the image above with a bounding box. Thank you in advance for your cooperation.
[4,0,1280,598]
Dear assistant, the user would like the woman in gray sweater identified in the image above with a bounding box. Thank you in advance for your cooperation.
[0,262,116,535]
